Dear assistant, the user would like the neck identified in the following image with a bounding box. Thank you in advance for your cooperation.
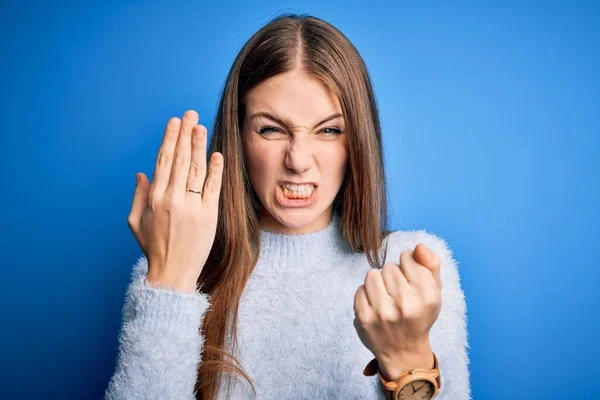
[258,208,334,235]
[258,211,349,265]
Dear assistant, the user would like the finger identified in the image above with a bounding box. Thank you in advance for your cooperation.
[413,243,442,289]
[200,152,224,208]
[363,269,393,313]
[400,250,427,284]
[186,124,208,195]
[381,261,409,300]
[151,117,181,196]
[169,110,199,198]
[128,172,149,243]
[353,284,371,317]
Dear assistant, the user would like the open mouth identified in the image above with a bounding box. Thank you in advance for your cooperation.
[281,183,316,199]
[276,184,318,207]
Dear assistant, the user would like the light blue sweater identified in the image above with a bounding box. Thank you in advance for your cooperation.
[104,213,470,399]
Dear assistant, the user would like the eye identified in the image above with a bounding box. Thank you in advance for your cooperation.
[258,126,282,135]
[321,127,343,135]
[258,126,344,136]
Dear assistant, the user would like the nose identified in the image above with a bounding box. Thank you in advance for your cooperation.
[284,136,314,173]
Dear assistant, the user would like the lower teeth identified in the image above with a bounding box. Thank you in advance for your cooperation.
[282,187,312,199]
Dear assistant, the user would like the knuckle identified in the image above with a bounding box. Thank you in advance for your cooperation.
[399,300,418,319]
[423,290,440,307]
[148,198,160,212]
[381,263,396,275]
[376,309,394,322]
[127,216,136,230]
[157,152,174,168]
[166,196,183,211]
[173,154,188,167]
[147,190,155,206]
[188,161,204,180]
[356,311,374,324]
[354,311,365,323]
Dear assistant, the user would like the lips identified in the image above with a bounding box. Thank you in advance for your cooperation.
[275,184,319,208]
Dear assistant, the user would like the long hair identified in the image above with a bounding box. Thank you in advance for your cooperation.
[196,13,391,399]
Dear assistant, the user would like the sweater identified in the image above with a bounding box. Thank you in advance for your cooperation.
[103,213,470,399]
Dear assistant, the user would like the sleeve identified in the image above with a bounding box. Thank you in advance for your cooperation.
[416,230,472,400]
[379,230,471,400]
[103,255,212,400]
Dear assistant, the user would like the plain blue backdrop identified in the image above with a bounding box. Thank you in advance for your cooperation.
[1,1,598,399]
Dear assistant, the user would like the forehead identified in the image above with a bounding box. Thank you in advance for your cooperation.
[244,70,342,124]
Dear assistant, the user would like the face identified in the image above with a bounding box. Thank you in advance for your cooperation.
[242,69,349,234]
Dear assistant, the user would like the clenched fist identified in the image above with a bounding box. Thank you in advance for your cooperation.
[353,243,442,378]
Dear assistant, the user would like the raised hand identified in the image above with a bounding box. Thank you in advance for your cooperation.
[353,244,442,378]
[127,110,224,292]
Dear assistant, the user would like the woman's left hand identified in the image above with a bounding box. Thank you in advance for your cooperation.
[353,243,442,377]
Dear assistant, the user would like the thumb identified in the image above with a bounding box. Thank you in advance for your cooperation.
[128,173,149,230]
[413,243,442,288]
[413,243,439,270]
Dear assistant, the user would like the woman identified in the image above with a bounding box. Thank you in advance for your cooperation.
[104,13,470,400]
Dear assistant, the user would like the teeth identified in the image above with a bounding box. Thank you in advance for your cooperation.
[282,183,314,191]
[281,183,315,199]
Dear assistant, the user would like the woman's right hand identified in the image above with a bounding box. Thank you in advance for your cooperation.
[127,110,224,293]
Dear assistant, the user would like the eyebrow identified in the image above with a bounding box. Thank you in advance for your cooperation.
[249,112,343,130]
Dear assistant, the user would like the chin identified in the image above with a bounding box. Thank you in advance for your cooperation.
[274,209,316,226]
[261,206,324,234]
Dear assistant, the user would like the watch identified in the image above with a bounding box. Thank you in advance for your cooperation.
[363,352,441,400]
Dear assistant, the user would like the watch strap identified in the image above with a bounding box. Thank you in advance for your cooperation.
[363,352,441,400]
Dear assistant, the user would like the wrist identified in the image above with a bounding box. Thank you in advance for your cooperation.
[377,341,434,381]
[146,268,198,293]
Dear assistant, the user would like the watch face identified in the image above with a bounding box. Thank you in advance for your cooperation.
[398,379,435,400]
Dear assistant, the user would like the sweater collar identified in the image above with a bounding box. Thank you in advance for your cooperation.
[258,212,349,265]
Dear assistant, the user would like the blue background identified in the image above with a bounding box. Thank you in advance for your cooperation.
[1,1,598,399]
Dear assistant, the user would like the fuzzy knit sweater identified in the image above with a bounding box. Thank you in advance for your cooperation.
[104,213,470,399]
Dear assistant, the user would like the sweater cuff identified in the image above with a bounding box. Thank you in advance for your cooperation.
[125,272,212,337]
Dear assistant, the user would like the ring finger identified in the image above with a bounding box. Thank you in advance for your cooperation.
[186,124,208,198]
[169,110,198,198]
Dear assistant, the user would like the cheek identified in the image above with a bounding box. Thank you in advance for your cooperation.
[322,143,349,176]
[245,140,279,188]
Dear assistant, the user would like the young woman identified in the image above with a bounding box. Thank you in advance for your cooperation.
[104,13,470,400]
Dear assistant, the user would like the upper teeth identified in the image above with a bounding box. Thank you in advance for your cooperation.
[282,183,314,191]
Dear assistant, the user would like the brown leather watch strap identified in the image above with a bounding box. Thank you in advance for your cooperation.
[363,352,441,400]
[363,358,394,399]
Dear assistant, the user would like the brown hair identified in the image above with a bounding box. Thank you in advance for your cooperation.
[196,13,391,399]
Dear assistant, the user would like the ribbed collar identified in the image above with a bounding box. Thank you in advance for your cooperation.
[258,212,349,266]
